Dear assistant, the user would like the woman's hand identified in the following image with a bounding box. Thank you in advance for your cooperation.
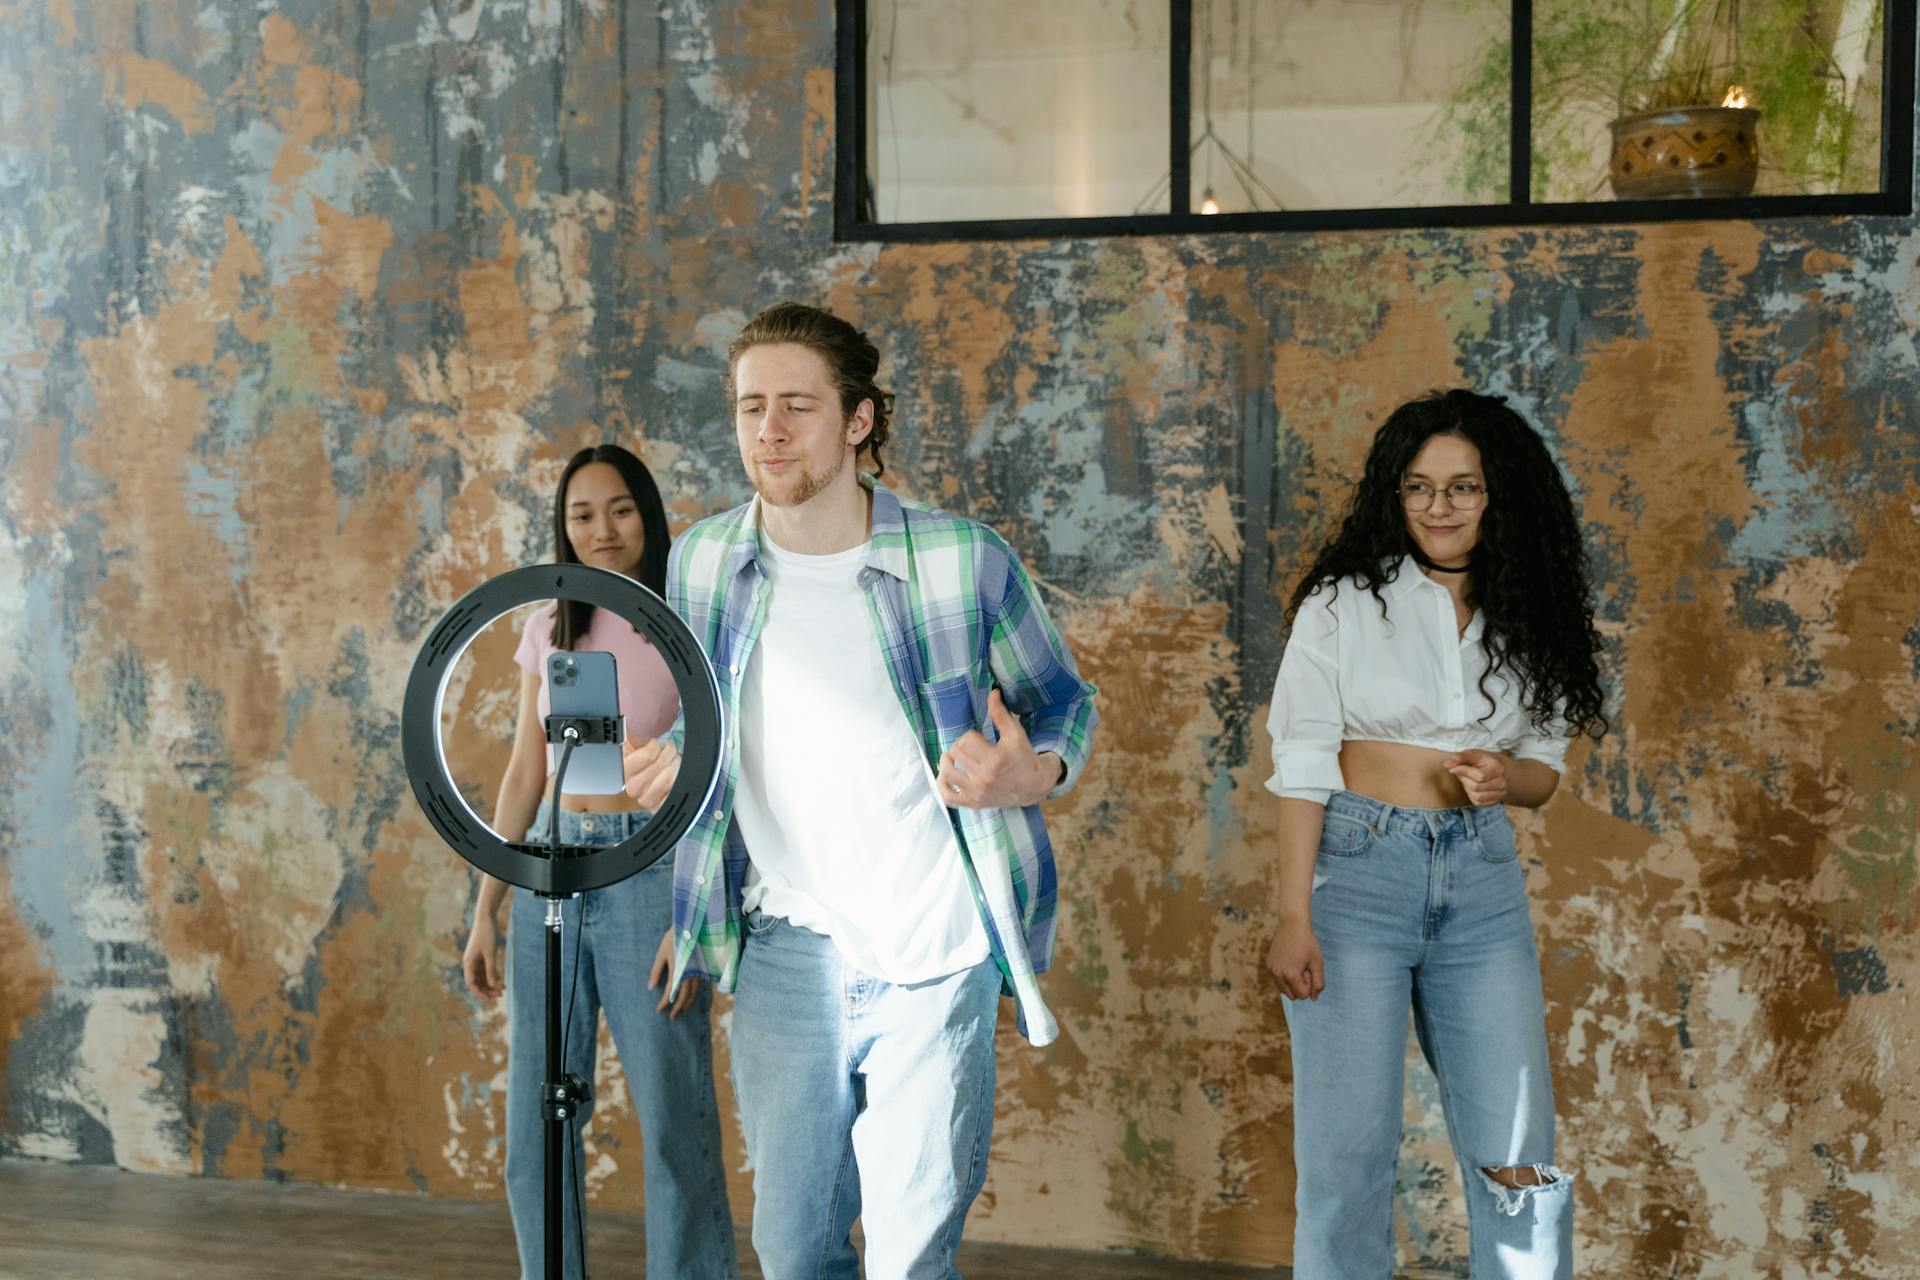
[462,913,505,1000]
[1265,916,1325,1001]
[1444,749,1508,806]
[649,928,703,1019]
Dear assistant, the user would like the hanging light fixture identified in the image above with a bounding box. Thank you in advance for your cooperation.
[1131,0,1285,218]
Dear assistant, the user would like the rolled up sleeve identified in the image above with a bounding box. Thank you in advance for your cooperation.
[1511,706,1572,776]
[1265,591,1345,806]
[987,539,1097,798]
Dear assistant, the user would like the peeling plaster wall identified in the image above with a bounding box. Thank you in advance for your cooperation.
[2,2,1916,1274]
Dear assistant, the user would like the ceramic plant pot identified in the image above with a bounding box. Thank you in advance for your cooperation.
[1609,105,1760,199]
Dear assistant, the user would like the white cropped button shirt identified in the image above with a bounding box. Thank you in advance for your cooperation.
[1265,557,1571,805]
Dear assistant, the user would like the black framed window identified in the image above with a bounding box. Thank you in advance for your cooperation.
[835,0,1917,242]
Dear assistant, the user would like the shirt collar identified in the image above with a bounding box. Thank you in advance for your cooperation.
[724,500,763,582]
[862,475,911,581]
[1389,554,1485,641]
[1385,555,1431,600]
[729,472,908,581]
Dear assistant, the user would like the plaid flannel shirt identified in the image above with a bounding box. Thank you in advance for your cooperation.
[663,475,1097,1046]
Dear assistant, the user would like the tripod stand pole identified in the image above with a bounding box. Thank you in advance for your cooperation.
[543,894,566,1280]
[536,724,596,1280]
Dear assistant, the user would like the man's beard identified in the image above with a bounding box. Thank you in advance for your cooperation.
[752,439,846,509]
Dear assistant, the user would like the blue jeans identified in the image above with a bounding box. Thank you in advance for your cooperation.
[1284,792,1572,1279]
[505,804,738,1280]
[728,915,1000,1280]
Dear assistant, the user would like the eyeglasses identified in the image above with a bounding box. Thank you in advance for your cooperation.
[1400,480,1487,512]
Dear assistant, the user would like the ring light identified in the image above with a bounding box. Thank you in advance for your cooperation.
[402,564,723,895]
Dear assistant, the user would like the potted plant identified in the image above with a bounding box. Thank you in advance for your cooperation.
[1608,92,1760,200]
[1427,0,1884,203]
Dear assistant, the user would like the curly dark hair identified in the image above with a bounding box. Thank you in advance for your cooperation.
[726,302,896,477]
[1287,389,1608,741]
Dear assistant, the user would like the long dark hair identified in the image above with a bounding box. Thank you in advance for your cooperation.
[549,444,670,650]
[1288,389,1608,740]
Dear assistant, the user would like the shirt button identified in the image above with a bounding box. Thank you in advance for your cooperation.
[696,874,706,886]
[680,929,691,939]
[711,809,723,820]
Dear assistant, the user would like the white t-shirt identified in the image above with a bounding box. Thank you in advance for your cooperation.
[733,534,989,985]
[1266,555,1573,805]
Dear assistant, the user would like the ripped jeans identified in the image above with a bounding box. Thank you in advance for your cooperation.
[1283,792,1572,1279]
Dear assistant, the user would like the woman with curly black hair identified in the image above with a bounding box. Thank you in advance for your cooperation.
[1263,389,1606,1278]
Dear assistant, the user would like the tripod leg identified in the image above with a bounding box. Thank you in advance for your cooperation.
[544,896,564,1280]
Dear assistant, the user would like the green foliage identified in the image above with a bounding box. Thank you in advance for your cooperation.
[1425,0,1885,202]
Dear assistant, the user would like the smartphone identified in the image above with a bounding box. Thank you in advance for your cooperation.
[546,650,626,795]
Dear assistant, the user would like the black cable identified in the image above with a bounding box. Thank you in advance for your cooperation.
[561,909,585,1088]
[569,1097,587,1274]
[547,729,577,851]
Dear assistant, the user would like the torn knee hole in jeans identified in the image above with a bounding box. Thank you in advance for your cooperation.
[1477,1163,1571,1216]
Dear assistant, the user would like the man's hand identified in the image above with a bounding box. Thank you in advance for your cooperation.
[1444,748,1508,807]
[648,928,704,1019]
[623,735,682,811]
[935,689,1061,810]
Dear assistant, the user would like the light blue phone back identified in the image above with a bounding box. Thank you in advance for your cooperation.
[547,650,626,795]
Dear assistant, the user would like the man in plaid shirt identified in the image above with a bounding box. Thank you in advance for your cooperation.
[623,302,1097,1277]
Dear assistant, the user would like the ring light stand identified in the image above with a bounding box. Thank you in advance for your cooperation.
[403,564,723,1280]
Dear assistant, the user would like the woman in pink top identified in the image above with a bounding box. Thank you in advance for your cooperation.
[460,444,737,1280]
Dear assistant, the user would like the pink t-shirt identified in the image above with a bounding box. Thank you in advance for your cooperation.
[513,602,681,770]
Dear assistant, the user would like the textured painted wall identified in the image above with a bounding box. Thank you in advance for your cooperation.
[2,2,1917,1275]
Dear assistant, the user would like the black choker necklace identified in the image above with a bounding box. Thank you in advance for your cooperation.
[1413,552,1471,575]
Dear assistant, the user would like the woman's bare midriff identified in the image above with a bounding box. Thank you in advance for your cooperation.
[1338,740,1474,810]
[544,775,646,814]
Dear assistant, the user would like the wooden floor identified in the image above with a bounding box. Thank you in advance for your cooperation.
[0,1159,1284,1279]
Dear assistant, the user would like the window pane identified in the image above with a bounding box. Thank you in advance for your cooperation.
[1529,0,1888,203]
[865,0,1171,222]
[1189,0,1512,215]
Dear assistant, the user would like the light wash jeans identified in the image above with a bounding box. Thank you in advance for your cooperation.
[505,803,738,1280]
[1284,792,1572,1279]
[728,914,1000,1280]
